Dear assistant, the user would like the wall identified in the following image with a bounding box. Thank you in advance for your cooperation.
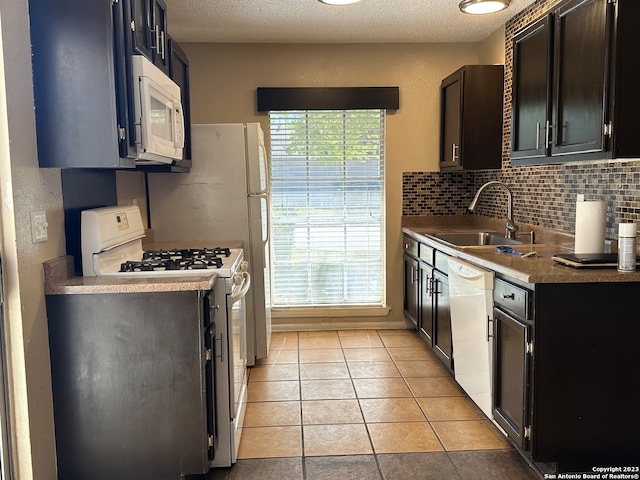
[145,42,481,327]
[403,0,640,241]
[0,0,64,477]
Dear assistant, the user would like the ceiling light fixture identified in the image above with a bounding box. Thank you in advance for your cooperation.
[318,0,362,5]
[459,0,510,15]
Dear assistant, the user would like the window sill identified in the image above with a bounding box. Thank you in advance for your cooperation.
[272,306,391,319]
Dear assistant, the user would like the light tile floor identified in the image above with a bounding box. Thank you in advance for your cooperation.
[200,329,540,480]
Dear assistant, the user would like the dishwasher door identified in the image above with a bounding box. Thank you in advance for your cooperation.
[447,257,494,418]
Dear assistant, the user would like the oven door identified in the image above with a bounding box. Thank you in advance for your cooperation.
[227,271,250,460]
[213,271,251,467]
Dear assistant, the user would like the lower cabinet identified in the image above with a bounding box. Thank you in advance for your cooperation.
[404,233,640,472]
[493,276,640,473]
[403,240,419,328]
[432,269,452,372]
[493,306,531,451]
[419,262,433,344]
[403,234,453,373]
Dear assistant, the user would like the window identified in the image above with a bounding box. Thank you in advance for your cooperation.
[269,109,386,307]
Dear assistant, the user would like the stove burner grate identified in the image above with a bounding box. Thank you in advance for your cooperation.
[119,247,231,273]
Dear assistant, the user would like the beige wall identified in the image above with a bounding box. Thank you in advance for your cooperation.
[171,42,489,326]
[0,0,64,477]
[478,25,506,65]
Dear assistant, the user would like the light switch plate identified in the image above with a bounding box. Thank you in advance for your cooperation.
[31,210,48,243]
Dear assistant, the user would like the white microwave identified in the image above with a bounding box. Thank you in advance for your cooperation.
[131,55,184,164]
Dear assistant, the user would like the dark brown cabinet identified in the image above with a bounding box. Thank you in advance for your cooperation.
[403,234,453,373]
[511,0,640,164]
[419,262,433,345]
[440,65,504,171]
[432,269,452,372]
[492,276,640,474]
[129,0,169,74]
[168,38,192,163]
[29,0,136,168]
[493,306,531,451]
[510,16,552,161]
[28,0,190,170]
[403,237,419,328]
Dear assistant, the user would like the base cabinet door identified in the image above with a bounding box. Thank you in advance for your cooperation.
[403,254,419,328]
[433,270,453,372]
[419,263,433,345]
[493,307,531,451]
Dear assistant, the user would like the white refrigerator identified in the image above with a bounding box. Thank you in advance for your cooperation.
[147,123,272,365]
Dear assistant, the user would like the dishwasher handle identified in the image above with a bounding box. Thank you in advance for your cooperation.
[487,315,494,342]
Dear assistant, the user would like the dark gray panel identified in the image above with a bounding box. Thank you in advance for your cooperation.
[47,291,208,480]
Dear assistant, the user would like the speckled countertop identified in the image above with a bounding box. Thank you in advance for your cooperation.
[44,240,244,295]
[402,216,640,284]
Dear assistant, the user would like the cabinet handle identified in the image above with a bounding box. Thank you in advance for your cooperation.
[152,26,164,59]
[545,121,557,147]
[410,266,419,285]
[535,122,541,150]
[500,293,515,300]
[452,143,459,163]
[160,30,166,60]
[486,315,494,342]
[425,276,433,294]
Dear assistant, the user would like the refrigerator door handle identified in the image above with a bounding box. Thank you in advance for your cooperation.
[248,192,270,245]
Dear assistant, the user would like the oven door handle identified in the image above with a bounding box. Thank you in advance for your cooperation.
[229,271,251,305]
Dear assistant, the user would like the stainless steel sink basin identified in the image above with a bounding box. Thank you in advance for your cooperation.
[431,231,523,246]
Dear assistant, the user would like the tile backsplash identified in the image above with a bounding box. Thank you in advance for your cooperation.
[403,0,640,240]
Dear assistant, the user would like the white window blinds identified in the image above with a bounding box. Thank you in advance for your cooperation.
[269,110,386,307]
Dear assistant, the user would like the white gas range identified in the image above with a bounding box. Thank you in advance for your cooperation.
[80,205,249,470]
[81,204,244,280]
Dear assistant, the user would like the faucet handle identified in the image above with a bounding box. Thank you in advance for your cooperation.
[515,230,535,244]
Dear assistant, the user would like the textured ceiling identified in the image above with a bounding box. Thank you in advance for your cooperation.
[164,0,537,44]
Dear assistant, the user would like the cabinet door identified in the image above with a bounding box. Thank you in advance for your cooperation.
[130,0,154,59]
[168,38,192,162]
[113,0,137,159]
[493,308,531,451]
[440,72,462,169]
[419,264,433,346]
[433,270,452,371]
[403,255,419,328]
[551,0,612,157]
[510,16,552,161]
[151,0,169,74]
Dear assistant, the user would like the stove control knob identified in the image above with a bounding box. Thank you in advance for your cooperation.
[240,261,249,272]
[233,273,244,285]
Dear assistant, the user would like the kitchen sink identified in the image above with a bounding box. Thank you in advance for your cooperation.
[430,231,523,247]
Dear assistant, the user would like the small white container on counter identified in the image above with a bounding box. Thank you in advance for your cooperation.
[617,222,637,272]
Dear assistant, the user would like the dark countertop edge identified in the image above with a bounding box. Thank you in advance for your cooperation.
[402,221,640,284]
[44,256,218,295]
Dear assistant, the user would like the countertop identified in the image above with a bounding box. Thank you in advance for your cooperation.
[44,256,218,295]
[402,216,640,284]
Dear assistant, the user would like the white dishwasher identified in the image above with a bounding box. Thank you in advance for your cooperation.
[447,257,494,419]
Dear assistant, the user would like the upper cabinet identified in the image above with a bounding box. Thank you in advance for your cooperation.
[130,0,170,75]
[440,65,504,171]
[29,0,135,168]
[511,0,640,164]
[28,0,189,170]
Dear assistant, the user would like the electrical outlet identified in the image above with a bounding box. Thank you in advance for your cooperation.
[31,210,48,243]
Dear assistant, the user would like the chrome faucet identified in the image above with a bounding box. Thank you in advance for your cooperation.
[469,181,519,239]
